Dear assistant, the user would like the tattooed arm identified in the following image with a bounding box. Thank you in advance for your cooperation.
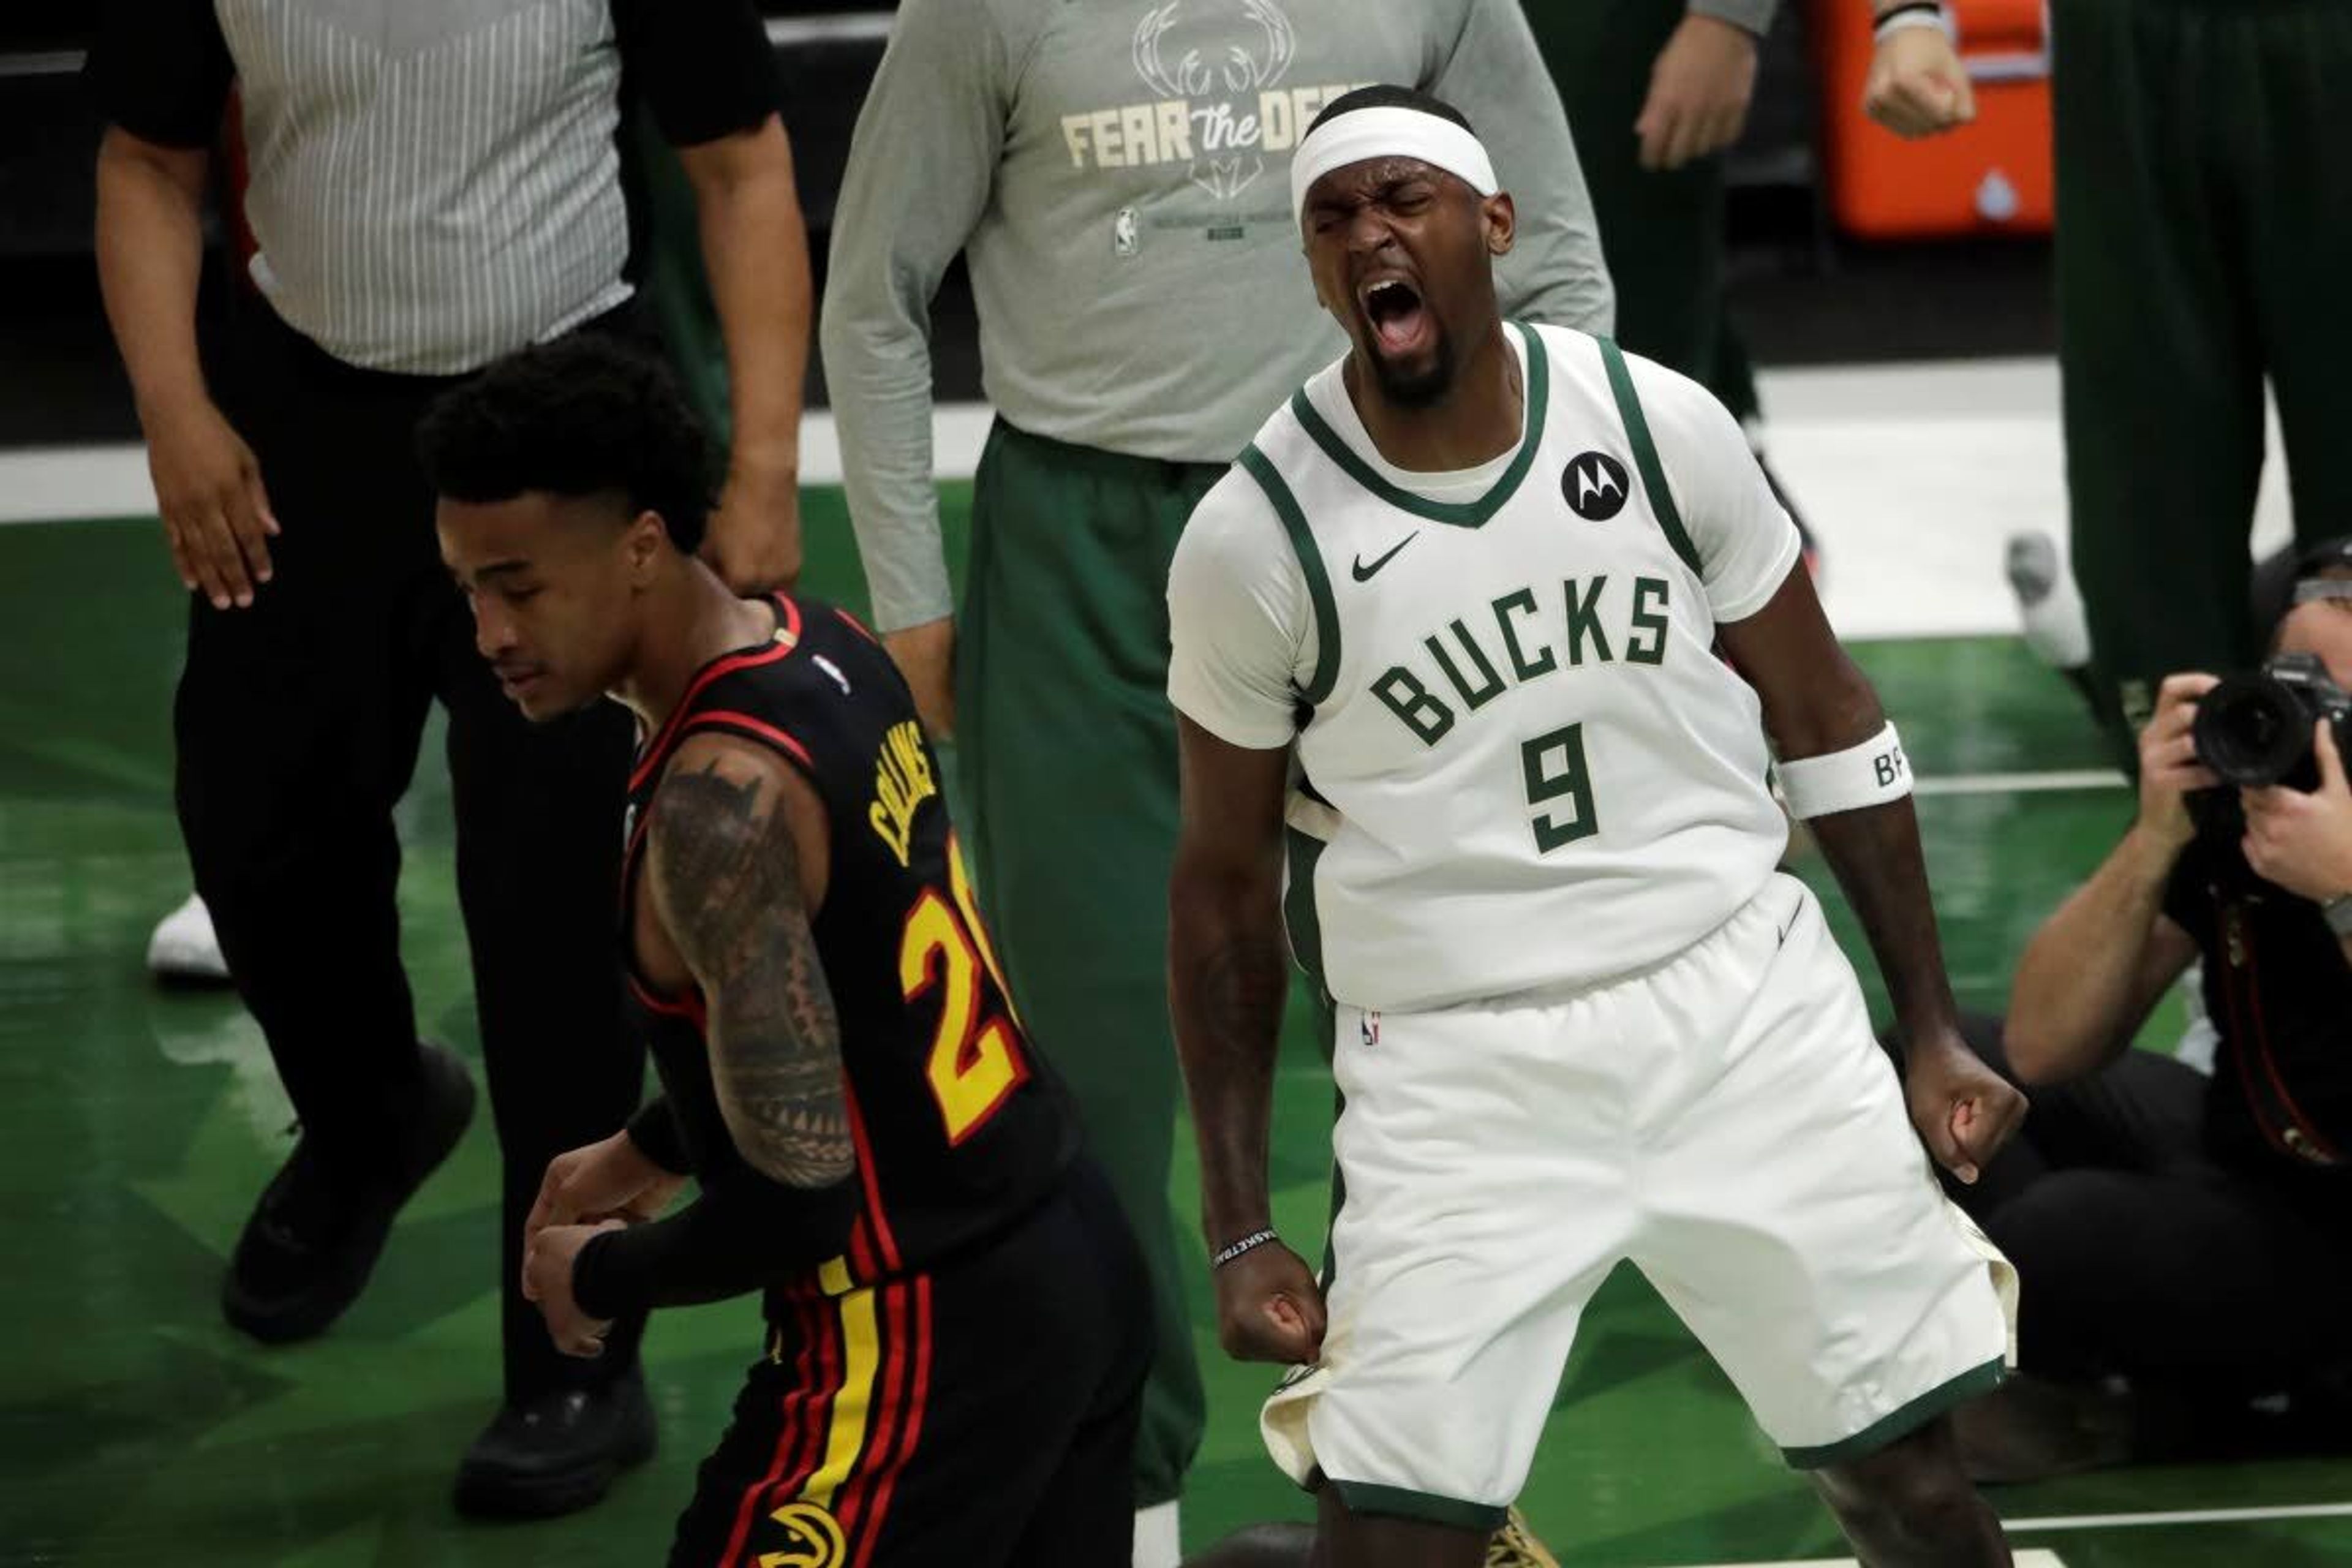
[1169,715,1326,1365]
[646,735,854,1189]
[557,736,859,1329]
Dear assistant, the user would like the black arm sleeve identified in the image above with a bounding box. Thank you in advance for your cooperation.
[611,0,780,148]
[85,0,235,150]
[625,1096,693,1175]
[2162,834,2222,937]
[571,1177,858,1317]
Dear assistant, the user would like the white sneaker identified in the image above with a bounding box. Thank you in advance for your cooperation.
[1132,1500,1181,1568]
[2004,530,2092,672]
[148,892,232,984]
[2174,962,2217,1076]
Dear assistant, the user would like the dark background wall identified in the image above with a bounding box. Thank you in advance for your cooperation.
[0,3,2054,449]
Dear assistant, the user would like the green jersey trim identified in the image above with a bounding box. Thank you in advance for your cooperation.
[1780,1358,2008,1469]
[1597,337,1704,577]
[1325,1481,1509,1533]
[1282,824,1332,1009]
[1285,322,1551,530]
[1237,445,1341,707]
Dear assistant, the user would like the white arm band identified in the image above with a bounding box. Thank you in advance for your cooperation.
[1775,722,1913,820]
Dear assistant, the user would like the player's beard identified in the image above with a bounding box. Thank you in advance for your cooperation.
[1366,321,1457,409]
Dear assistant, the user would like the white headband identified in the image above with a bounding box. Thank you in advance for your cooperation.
[1289,104,1499,227]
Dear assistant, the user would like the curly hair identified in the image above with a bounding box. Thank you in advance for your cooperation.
[418,333,715,553]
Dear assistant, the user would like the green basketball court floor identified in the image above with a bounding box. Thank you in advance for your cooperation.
[3,499,2346,1567]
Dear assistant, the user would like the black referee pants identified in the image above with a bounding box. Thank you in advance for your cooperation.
[176,298,646,1403]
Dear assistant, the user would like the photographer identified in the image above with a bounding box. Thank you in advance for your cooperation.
[1951,538,2352,1480]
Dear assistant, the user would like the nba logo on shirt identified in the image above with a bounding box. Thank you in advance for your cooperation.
[1113,206,1140,258]
[1360,1010,1380,1049]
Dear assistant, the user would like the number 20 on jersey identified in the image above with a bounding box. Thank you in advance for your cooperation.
[897,833,1029,1145]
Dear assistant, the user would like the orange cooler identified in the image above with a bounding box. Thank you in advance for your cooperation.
[1811,0,2054,239]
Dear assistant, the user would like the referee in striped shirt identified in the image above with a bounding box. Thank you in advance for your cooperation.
[88,0,810,1518]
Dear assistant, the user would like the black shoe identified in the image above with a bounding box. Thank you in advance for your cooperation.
[222,1041,476,1344]
[453,1367,657,1520]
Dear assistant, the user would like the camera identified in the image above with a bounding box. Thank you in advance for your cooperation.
[2192,652,2352,790]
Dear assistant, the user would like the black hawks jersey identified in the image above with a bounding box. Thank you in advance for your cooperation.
[620,593,1077,1294]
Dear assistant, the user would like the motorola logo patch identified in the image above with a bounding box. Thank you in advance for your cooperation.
[1562,452,1630,521]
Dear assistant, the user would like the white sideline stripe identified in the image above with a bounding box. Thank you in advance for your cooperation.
[0,406,997,527]
[763,13,894,47]
[2007,1501,2352,1532]
[1913,769,2125,797]
[1,445,164,526]
[0,50,84,78]
[0,358,2297,648]
[795,404,998,494]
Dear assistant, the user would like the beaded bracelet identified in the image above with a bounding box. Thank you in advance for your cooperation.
[1212,1228,1281,1269]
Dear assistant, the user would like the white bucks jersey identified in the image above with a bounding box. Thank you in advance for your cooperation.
[1242,324,1792,1010]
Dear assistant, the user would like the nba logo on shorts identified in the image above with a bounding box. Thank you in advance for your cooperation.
[1360,1010,1380,1048]
[1113,206,1140,258]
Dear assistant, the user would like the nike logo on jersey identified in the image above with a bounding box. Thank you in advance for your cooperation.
[1352,533,1419,582]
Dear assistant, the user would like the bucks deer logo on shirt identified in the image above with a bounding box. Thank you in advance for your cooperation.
[1060,1,1364,207]
[1131,0,1294,200]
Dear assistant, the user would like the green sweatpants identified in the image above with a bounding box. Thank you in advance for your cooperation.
[624,108,736,445]
[2054,0,2352,739]
[957,421,1219,1510]
[1524,0,1762,422]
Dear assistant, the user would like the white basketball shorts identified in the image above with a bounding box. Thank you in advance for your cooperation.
[1262,872,2016,1529]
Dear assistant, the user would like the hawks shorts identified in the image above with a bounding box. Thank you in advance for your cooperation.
[1262,872,2015,1529]
[669,1158,1152,1567]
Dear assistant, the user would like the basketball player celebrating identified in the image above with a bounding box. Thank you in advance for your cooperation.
[1168,88,2024,1567]
[422,337,1152,1567]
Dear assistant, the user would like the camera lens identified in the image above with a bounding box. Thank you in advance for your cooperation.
[2192,673,2315,787]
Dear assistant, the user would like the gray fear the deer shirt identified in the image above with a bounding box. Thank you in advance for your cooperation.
[820,0,1614,633]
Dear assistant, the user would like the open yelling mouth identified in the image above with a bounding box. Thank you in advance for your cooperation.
[1357,273,1432,358]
